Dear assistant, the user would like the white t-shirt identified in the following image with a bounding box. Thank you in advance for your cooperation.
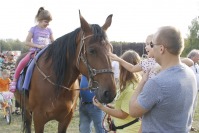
[112,61,120,79]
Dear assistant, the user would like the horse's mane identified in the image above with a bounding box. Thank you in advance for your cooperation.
[45,24,107,89]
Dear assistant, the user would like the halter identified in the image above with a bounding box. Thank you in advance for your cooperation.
[76,32,113,91]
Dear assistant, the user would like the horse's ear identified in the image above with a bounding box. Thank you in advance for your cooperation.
[79,10,92,33]
[102,14,113,31]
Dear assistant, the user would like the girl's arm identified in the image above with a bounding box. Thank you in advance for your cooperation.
[108,52,142,73]
[50,34,55,43]
[25,32,44,49]
[93,97,128,119]
[50,33,54,43]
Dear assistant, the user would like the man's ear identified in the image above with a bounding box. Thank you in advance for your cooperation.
[160,45,166,54]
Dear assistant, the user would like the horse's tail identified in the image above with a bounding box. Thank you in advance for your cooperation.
[15,89,32,133]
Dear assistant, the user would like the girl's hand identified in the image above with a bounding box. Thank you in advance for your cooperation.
[93,96,103,109]
[37,45,46,49]
[141,69,150,84]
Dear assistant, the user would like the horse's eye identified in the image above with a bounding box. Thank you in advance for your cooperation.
[88,48,96,55]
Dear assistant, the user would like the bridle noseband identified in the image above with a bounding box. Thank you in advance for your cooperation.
[76,33,113,91]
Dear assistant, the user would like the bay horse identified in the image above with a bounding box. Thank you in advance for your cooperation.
[14,11,116,133]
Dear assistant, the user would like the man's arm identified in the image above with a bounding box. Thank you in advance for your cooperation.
[129,71,149,117]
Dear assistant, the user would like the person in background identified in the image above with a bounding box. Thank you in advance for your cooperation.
[93,50,142,133]
[0,51,18,114]
[0,69,13,114]
[111,60,120,85]
[79,75,106,133]
[129,26,197,133]
[1,51,16,80]
[9,7,54,92]
[0,53,5,77]
[187,49,199,132]
[109,44,120,85]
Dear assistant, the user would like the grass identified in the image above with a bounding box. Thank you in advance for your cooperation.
[0,107,80,133]
[0,97,199,133]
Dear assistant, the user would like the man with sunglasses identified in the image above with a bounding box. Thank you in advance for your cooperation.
[129,26,197,133]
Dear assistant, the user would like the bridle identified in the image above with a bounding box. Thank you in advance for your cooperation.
[34,32,113,91]
[76,32,114,91]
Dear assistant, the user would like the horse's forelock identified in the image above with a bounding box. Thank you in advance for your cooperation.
[90,24,106,43]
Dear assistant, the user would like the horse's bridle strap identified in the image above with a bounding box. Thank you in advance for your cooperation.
[80,54,113,76]
[33,57,89,91]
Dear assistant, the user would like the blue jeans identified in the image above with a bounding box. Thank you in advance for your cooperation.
[79,102,106,133]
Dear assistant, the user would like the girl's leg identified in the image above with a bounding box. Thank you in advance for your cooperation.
[13,53,32,81]
[10,52,32,91]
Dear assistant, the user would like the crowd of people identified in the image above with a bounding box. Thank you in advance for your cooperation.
[0,51,20,115]
[0,6,198,133]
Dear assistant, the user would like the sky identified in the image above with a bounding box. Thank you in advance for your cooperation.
[0,0,199,42]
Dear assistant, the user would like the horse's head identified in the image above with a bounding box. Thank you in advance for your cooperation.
[76,11,116,103]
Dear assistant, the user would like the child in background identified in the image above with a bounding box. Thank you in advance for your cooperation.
[0,70,14,113]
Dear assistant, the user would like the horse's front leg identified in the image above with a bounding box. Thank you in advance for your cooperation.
[58,111,74,133]
[32,110,46,133]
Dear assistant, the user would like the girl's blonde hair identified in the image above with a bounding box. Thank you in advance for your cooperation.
[35,7,52,22]
[119,50,141,91]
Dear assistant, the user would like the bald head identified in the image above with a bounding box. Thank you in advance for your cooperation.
[187,49,199,63]
[154,26,184,55]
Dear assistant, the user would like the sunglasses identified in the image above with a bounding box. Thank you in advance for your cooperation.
[150,42,160,48]
[9,55,14,56]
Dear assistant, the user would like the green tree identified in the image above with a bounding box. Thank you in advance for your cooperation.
[182,17,199,56]
[0,39,28,53]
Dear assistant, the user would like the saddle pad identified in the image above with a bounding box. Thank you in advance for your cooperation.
[17,47,47,91]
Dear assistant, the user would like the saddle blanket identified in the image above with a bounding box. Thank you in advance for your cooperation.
[17,47,47,91]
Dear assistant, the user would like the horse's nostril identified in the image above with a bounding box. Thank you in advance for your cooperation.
[104,91,110,98]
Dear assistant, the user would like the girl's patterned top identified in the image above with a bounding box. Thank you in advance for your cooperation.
[139,58,161,79]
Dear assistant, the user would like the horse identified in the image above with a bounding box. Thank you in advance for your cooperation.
[14,11,117,133]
